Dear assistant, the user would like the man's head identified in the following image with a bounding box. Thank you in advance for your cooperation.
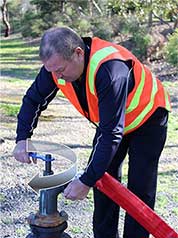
[40,27,85,82]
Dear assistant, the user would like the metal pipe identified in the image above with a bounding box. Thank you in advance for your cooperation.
[39,186,65,215]
[43,154,54,176]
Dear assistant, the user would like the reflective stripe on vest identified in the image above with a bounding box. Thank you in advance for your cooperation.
[126,66,145,113]
[89,46,118,95]
[124,76,158,133]
[58,78,66,85]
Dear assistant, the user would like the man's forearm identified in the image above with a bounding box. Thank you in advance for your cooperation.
[16,66,58,142]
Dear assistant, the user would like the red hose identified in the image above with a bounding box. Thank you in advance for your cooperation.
[95,172,178,238]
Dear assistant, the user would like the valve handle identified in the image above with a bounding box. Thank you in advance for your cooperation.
[29,152,54,176]
[29,152,55,162]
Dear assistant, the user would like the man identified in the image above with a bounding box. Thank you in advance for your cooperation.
[13,27,171,238]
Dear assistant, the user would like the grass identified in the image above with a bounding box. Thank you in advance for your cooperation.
[167,114,178,145]
[70,226,82,234]
[1,217,14,225]
[0,103,21,116]
[0,193,6,203]
[1,77,32,84]
[15,228,27,236]
[0,35,41,80]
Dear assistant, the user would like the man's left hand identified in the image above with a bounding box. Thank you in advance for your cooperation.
[64,178,90,200]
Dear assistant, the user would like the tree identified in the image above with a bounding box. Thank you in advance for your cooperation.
[1,0,11,37]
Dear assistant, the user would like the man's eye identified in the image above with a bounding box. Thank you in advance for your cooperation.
[56,68,64,74]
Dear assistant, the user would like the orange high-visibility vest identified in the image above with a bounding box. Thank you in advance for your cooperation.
[52,37,171,134]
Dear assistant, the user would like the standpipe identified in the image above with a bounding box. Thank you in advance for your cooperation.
[26,149,75,238]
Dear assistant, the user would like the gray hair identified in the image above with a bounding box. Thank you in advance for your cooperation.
[39,27,85,61]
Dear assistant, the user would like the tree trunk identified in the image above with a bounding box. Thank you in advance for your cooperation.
[148,10,153,27]
[1,0,11,37]
[148,0,153,27]
[89,0,102,17]
[173,18,178,30]
[92,0,102,15]
[89,0,93,17]
[59,0,65,13]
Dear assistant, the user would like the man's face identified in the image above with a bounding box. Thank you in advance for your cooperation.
[43,47,84,83]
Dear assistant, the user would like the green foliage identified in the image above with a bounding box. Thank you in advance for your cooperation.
[5,0,23,33]
[31,0,62,17]
[21,0,68,37]
[70,226,82,234]
[91,17,113,41]
[131,30,150,61]
[30,0,67,32]
[119,16,151,60]
[150,0,178,21]
[108,0,143,16]
[15,228,27,236]
[108,0,178,23]
[164,29,178,66]
[75,18,92,36]
[3,0,178,39]
[0,103,20,117]
[21,10,44,38]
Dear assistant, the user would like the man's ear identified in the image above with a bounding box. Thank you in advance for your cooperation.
[75,47,84,56]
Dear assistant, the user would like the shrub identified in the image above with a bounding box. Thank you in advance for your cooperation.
[91,18,113,41]
[21,9,62,38]
[8,0,23,33]
[77,18,91,36]
[164,29,178,66]
[21,10,42,38]
[123,16,151,60]
[131,30,150,60]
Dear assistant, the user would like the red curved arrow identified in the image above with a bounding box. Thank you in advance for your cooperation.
[95,173,178,238]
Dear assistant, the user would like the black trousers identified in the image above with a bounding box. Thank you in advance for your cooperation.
[92,109,168,238]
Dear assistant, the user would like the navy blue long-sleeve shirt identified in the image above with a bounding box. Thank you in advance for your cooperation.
[16,37,134,187]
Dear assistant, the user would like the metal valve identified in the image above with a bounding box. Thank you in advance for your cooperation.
[29,152,54,176]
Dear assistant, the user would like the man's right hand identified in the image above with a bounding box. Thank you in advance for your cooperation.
[13,140,37,164]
